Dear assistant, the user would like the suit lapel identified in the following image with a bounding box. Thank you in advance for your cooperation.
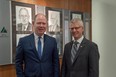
[29,34,40,59]
[68,41,73,65]
[72,38,87,65]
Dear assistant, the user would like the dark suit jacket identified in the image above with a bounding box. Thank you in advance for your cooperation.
[17,22,32,31]
[61,38,100,77]
[15,33,60,77]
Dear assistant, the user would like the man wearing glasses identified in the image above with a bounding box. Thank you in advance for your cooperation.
[61,18,100,77]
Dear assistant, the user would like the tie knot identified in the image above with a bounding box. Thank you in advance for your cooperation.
[38,37,41,39]
[74,41,79,46]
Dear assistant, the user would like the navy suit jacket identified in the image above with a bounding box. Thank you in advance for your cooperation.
[61,38,99,77]
[15,33,60,77]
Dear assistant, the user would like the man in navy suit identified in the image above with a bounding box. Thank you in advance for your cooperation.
[15,13,60,77]
[61,18,100,77]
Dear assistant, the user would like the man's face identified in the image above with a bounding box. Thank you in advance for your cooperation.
[33,14,47,36]
[70,22,84,40]
[19,9,29,25]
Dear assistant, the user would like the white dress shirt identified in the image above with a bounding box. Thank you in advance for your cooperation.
[34,33,44,55]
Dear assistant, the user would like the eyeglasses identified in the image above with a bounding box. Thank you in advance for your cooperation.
[69,26,81,30]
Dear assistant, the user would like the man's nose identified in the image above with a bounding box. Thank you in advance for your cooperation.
[72,28,76,32]
[39,23,43,27]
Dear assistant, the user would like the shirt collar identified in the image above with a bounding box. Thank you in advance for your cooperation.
[34,33,44,40]
[74,35,84,44]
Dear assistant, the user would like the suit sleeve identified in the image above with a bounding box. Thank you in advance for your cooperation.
[89,43,100,77]
[53,38,60,77]
[15,38,24,77]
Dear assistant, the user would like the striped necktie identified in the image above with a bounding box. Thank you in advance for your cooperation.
[71,41,79,63]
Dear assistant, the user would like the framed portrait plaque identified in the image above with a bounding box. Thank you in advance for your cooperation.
[46,7,63,56]
[11,1,35,62]
[70,11,83,20]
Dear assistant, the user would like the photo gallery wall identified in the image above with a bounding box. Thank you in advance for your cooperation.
[11,1,90,63]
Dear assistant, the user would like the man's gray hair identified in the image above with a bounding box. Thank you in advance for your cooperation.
[70,18,84,27]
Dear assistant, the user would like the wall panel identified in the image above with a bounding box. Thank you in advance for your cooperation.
[14,0,91,13]
[0,64,16,77]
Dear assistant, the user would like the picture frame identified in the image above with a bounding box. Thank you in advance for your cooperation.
[35,5,45,15]
[11,1,35,63]
[70,11,83,20]
[46,7,62,33]
[83,13,91,40]
[46,7,63,56]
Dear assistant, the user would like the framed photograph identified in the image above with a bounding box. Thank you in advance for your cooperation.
[46,7,63,56]
[16,6,32,31]
[35,5,45,15]
[70,11,83,20]
[11,1,35,62]
[83,13,91,40]
[46,7,62,33]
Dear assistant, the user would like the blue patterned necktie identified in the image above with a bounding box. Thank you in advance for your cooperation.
[38,37,41,58]
[71,41,79,63]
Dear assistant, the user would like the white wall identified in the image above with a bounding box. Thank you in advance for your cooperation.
[92,0,116,77]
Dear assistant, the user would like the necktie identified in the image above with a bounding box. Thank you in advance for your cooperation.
[71,41,79,63]
[38,37,42,58]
